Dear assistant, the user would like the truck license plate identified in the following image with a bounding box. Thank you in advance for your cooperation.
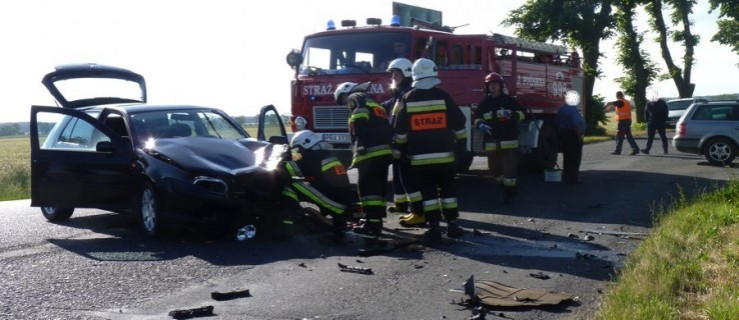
[323,133,350,143]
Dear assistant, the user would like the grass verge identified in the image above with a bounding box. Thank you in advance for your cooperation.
[0,136,31,201]
[596,179,739,319]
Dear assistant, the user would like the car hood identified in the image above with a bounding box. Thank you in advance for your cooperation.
[145,137,285,176]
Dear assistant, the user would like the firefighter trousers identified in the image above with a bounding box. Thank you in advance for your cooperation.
[487,149,518,183]
[356,158,391,222]
[412,165,458,224]
[391,159,423,214]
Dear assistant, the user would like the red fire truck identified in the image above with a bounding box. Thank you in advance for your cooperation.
[285,13,585,171]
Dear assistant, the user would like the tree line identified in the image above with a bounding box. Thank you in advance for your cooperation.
[503,0,737,133]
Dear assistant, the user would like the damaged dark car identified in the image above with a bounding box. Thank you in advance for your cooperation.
[31,63,291,239]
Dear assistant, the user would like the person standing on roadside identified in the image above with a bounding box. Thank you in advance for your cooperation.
[555,90,586,184]
[394,58,467,240]
[474,72,526,203]
[338,83,393,237]
[381,58,424,227]
[641,90,669,155]
[604,91,640,155]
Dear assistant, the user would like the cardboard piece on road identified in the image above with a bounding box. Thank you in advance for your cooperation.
[462,276,573,307]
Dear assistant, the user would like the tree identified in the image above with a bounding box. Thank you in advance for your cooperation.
[614,0,660,123]
[0,123,21,136]
[709,0,739,56]
[503,0,615,134]
[645,0,699,98]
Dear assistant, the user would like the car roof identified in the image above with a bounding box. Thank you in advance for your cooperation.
[88,103,223,114]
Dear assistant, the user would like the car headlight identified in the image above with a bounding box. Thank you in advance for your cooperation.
[294,116,307,130]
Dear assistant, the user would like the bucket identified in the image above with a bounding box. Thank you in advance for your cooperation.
[544,168,562,182]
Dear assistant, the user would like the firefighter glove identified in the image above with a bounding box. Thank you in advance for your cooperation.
[477,123,493,135]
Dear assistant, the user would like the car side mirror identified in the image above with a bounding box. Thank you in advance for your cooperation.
[268,136,288,145]
[96,141,116,154]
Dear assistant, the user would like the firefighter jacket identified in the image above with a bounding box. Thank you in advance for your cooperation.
[393,87,467,167]
[347,92,393,167]
[474,93,525,151]
[613,98,632,121]
[381,82,412,123]
[283,150,350,215]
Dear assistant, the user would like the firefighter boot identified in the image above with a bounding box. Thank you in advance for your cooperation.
[423,216,442,241]
[353,219,382,237]
[399,213,426,227]
[331,215,347,244]
[446,220,465,238]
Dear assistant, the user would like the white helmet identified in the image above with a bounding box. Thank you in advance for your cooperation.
[333,81,371,104]
[290,130,322,150]
[411,58,438,81]
[387,58,413,77]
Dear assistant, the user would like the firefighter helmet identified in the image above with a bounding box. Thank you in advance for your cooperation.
[484,72,505,84]
[290,130,322,150]
[411,58,438,81]
[333,81,371,104]
[387,58,413,77]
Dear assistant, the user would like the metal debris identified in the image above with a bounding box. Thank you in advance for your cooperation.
[211,289,251,301]
[338,263,373,275]
[168,305,214,319]
[529,272,551,280]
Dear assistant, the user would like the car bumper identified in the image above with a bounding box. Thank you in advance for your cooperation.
[672,136,701,154]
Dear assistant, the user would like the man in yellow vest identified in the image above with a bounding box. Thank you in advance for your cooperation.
[604,91,640,155]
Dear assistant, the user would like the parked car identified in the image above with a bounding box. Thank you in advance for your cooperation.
[31,63,292,238]
[666,98,707,126]
[672,100,739,165]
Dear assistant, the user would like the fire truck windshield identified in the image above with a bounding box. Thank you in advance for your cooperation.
[300,32,411,76]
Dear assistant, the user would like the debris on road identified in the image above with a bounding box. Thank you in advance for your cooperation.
[211,288,251,301]
[298,263,307,268]
[575,252,597,260]
[453,275,573,308]
[338,263,373,275]
[168,305,214,319]
[356,239,419,257]
[583,235,595,241]
[583,229,647,239]
[529,272,551,280]
[567,233,579,239]
[473,229,484,236]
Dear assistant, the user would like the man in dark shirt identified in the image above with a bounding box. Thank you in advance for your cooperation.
[555,90,586,184]
[641,92,669,154]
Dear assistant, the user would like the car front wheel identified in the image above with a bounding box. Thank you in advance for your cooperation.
[704,137,736,166]
[41,207,74,222]
[139,183,165,237]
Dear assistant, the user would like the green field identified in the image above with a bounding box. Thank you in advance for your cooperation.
[0,136,31,201]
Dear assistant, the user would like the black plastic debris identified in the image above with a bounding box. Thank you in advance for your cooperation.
[338,263,373,274]
[529,272,551,280]
[211,289,251,301]
[575,252,597,260]
[298,263,307,268]
[567,233,579,239]
[168,305,214,319]
[473,229,484,236]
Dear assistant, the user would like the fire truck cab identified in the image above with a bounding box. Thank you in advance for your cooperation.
[286,17,584,171]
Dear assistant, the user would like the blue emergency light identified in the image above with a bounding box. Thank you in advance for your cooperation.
[326,20,336,30]
[390,15,401,27]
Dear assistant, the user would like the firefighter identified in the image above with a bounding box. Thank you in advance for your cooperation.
[394,58,467,240]
[380,58,424,227]
[474,72,526,203]
[281,130,353,242]
[335,83,393,237]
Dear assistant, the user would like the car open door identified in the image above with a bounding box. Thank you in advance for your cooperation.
[30,106,134,209]
[257,105,288,145]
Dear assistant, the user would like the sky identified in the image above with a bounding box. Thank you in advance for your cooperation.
[1,0,736,123]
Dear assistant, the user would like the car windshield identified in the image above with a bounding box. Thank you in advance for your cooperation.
[300,32,411,75]
[54,78,144,103]
[667,100,693,111]
[129,109,247,147]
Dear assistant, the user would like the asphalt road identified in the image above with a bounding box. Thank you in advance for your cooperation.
[1,136,737,320]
